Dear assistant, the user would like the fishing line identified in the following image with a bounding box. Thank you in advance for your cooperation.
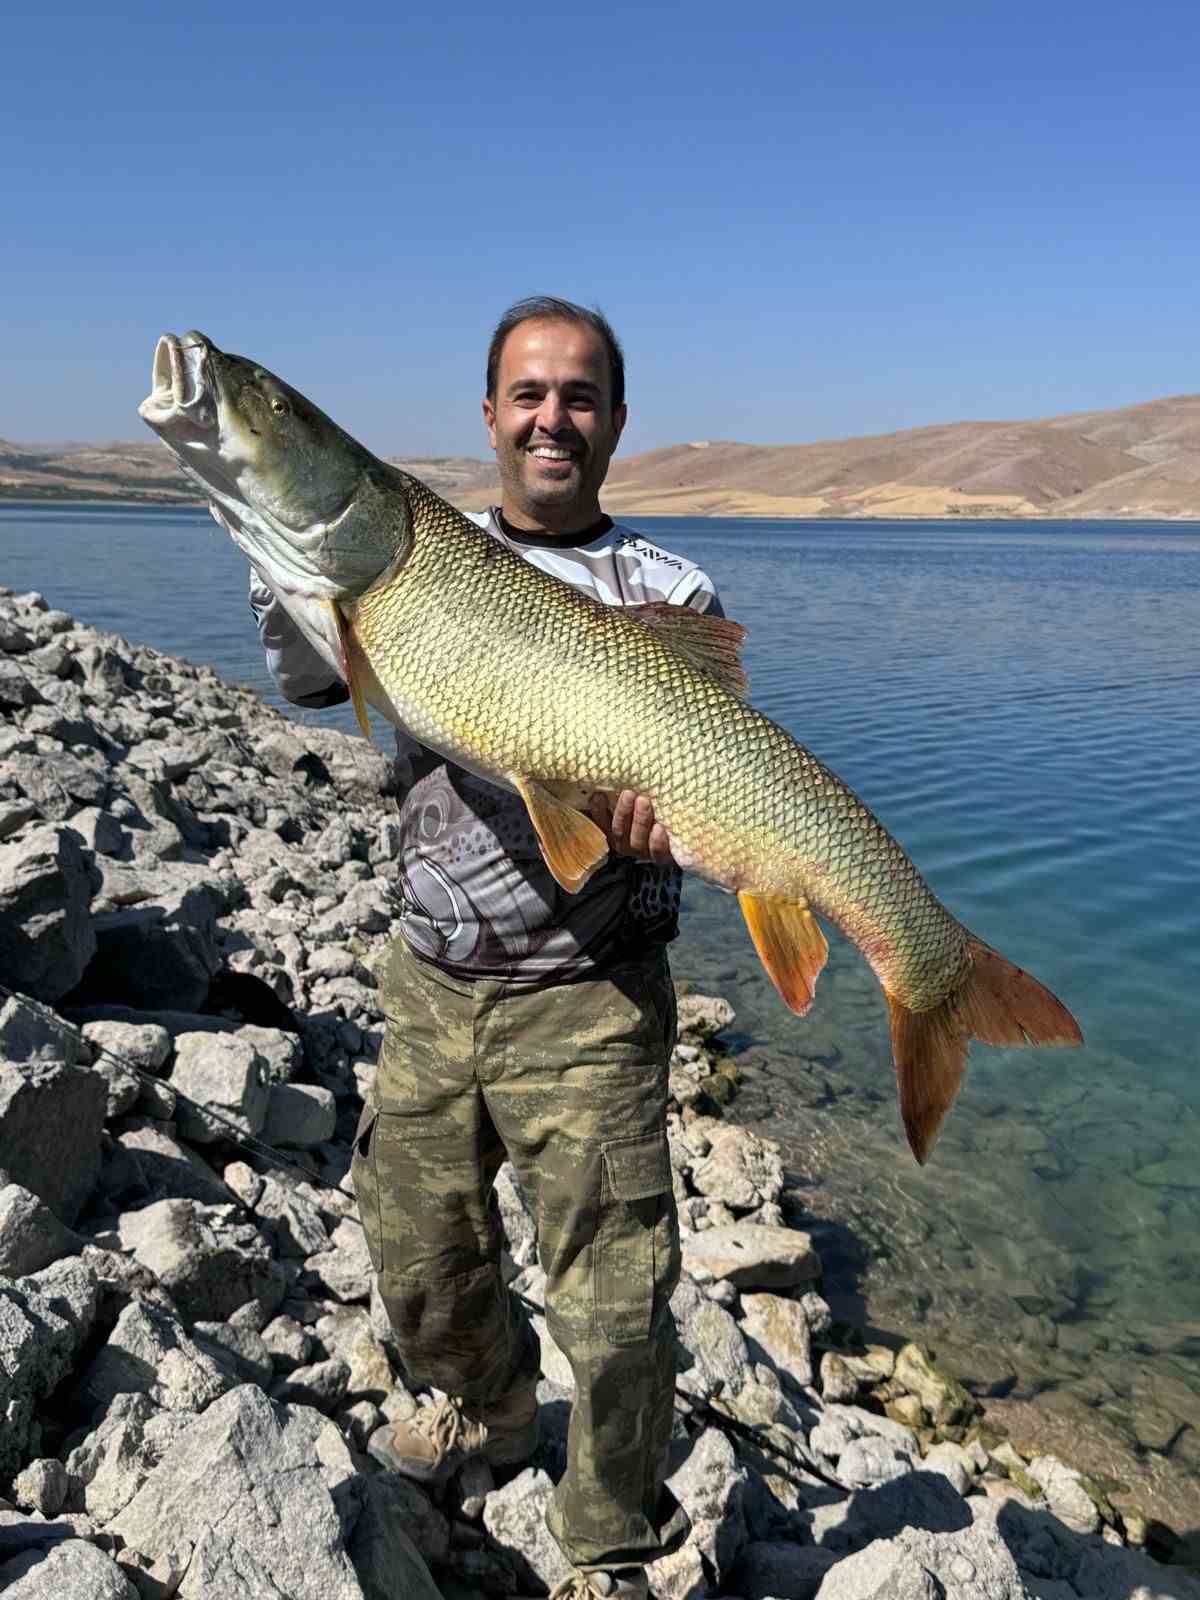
[0,979,848,1491]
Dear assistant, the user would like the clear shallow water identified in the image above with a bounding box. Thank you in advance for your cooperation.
[4,503,1199,1474]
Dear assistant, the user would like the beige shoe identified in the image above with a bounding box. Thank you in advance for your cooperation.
[367,1383,539,1482]
[548,1570,648,1600]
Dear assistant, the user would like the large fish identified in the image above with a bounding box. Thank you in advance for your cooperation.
[139,331,1082,1162]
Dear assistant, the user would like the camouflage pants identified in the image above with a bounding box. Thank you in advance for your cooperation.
[352,936,685,1570]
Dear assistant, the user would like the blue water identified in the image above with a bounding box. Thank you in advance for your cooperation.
[4,503,1199,1461]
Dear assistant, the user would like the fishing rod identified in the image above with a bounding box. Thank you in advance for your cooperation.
[0,979,847,1491]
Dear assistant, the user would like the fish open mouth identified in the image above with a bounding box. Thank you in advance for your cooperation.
[139,331,215,427]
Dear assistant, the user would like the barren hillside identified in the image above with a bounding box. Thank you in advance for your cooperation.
[5,394,1200,518]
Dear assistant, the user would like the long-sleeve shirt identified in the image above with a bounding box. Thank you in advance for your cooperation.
[251,507,723,983]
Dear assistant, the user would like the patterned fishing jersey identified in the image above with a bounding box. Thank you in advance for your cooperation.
[252,507,722,982]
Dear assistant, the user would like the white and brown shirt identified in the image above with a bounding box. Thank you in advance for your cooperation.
[251,508,722,982]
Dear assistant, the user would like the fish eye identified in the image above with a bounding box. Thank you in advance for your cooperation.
[270,397,290,416]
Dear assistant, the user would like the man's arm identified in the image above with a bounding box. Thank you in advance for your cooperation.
[249,573,351,709]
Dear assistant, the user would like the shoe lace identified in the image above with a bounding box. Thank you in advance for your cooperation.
[420,1395,475,1458]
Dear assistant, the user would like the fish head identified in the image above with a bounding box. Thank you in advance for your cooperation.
[138,331,405,602]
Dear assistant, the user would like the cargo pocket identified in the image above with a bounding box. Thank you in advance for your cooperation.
[595,1128,678,1347]
[350,1105,383,1273]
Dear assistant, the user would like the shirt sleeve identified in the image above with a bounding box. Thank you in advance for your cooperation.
[248,573,350,709]
[666,566,726,618]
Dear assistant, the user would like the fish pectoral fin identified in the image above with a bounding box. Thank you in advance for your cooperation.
[328,600,373,742]
[624,602,750,699]
[513,775,611,894]
[738,891,829,1015]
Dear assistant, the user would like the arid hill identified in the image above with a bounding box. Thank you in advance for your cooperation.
[5,393,1200,518]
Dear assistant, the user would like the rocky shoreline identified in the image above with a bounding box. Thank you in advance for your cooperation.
[1,584,1196,1599]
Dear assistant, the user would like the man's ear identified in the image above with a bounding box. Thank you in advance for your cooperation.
[611,402,628,449]
[482,395,498,450]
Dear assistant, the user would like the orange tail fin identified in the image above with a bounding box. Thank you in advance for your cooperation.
[887,936,1082,1165]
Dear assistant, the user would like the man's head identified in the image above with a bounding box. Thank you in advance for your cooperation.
[482,296,627,534]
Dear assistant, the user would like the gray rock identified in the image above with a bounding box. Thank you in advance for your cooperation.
[116,1199,285,1323]
[108,1385,367,1600]
[78,884,223,1012]
[314,1308,394,1402]
[350,1470,449,1568]
[103,1121,233,1209]
[675,993,735,1040]
[0,826,98,1000]
[740,1292,814,1389]
[495,1162,537,1267]
[78,1300,235,1417]
[807,1471,970,1557]
[305,1216,373,1303]
[813,1539,939,1599]
[665,1425,749,1579]
[169,1031,269,1144]
[799,1291,835,1339]
[646,1543,708,1599]
[237,1023,304,1085]
[11,1459,68,1517]
[0,1052,105,1226]
[1026,1453,1101,1536]
[66,1392,195,1524]
[67,806,129,858]
[1071,1541,1200,1599]
[272,1357,352,1413]
[0,1259,99,1478]
[838,1436,916,1489]
[263,1313,316,1372]
[0,1183,84,1276]
[481,1467,573,1593]
[263,1082,338,1148]
[682,1223,821,1290]
[676,1300,750,1397]
[191,1319,276,1387]
[346,1476,445,1600]
[732,1540,840,1599]
[254,1174,331,1258]
[0,1538,139,1599]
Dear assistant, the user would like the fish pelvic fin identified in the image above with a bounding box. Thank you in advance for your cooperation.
[887,936,1083,1165]
[738,891,829,1015]
[328,600,373,741]
[624,602,750,699]
[513,775,611,894]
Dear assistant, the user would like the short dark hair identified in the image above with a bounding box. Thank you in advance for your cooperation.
[486,296,626,414]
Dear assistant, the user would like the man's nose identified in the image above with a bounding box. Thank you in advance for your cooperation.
[534,390,570,434]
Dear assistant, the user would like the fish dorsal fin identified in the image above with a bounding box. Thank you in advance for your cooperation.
[625,603,750,699]
[328,600,373,741]
[512,774,611,894]
[738,891,829,1015]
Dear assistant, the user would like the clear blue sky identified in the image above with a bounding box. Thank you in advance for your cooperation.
[4,1,1198,456]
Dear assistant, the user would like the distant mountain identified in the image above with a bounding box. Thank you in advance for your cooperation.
[5,394,1200,518]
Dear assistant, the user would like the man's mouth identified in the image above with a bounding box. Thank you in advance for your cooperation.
[527,444,579,468]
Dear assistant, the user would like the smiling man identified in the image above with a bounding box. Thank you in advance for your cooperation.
[251,296,724,1600]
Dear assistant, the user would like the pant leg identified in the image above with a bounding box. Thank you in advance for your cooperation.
[352,937,538,1406]
[478,948,684,1569]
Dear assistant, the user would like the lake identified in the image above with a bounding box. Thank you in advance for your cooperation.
[3,501,1198,1477]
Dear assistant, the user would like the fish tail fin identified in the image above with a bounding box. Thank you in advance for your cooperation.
[887,936,1082,1165]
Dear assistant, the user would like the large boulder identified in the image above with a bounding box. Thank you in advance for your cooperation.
[169,1031,270,1145]
[0,1183,84,1277]
[0,825,99,1001]
[0,1538,139,1598]
[107,1385,418,1600]
[77,1299,236,1418]
[72,883,223,1011]
[682,1223,821,1290]
[65,1391,195,1524]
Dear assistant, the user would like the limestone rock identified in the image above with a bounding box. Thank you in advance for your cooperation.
[1026,1453,1102,1535]
[78,1299,235,1417]
[263,1081,338,1148]
[675,1299,750,1397]
[0,1053,105,1225]
[103,1121,233,1209]
[0,1183,84,1277]
[169,1030,269,1144]
[740,1292,814,1388]
[77,883,223,1012]
[0,1538,139,1599]
[116,1199,285,1323]
[683,1222,820,1290]
[820,1351,861,1403]
[11,1459,68,1517]
[66,1392,195,1524]
[345,1474,445,1600]
[0,825,98,1001]
[108,1385,369,1600]
[305,1216,373,1303]
[665,1425,749,1578]
[481,1467,573,1593]
[0,1259,100,1478]
[675,993,735,1040]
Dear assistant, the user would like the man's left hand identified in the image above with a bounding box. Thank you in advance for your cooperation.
[589,790,676,867]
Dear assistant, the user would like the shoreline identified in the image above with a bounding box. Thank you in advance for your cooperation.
[0,584,1197,1595]
[4,491,1200,525]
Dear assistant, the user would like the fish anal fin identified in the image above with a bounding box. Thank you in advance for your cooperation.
[328,600,373,742]
[738,891,829,1015]
[513,775,611,894]
[625,602,750,699]
[886,992,969,1165]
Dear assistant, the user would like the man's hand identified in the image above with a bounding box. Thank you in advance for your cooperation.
[589,790,676,867]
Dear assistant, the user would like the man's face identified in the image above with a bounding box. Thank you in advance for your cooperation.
[483,317,626,529]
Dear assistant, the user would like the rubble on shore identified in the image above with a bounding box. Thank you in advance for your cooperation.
[1,584,1196,1600]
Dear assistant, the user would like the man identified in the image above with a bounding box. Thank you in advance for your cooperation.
[251,297,724,1600]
